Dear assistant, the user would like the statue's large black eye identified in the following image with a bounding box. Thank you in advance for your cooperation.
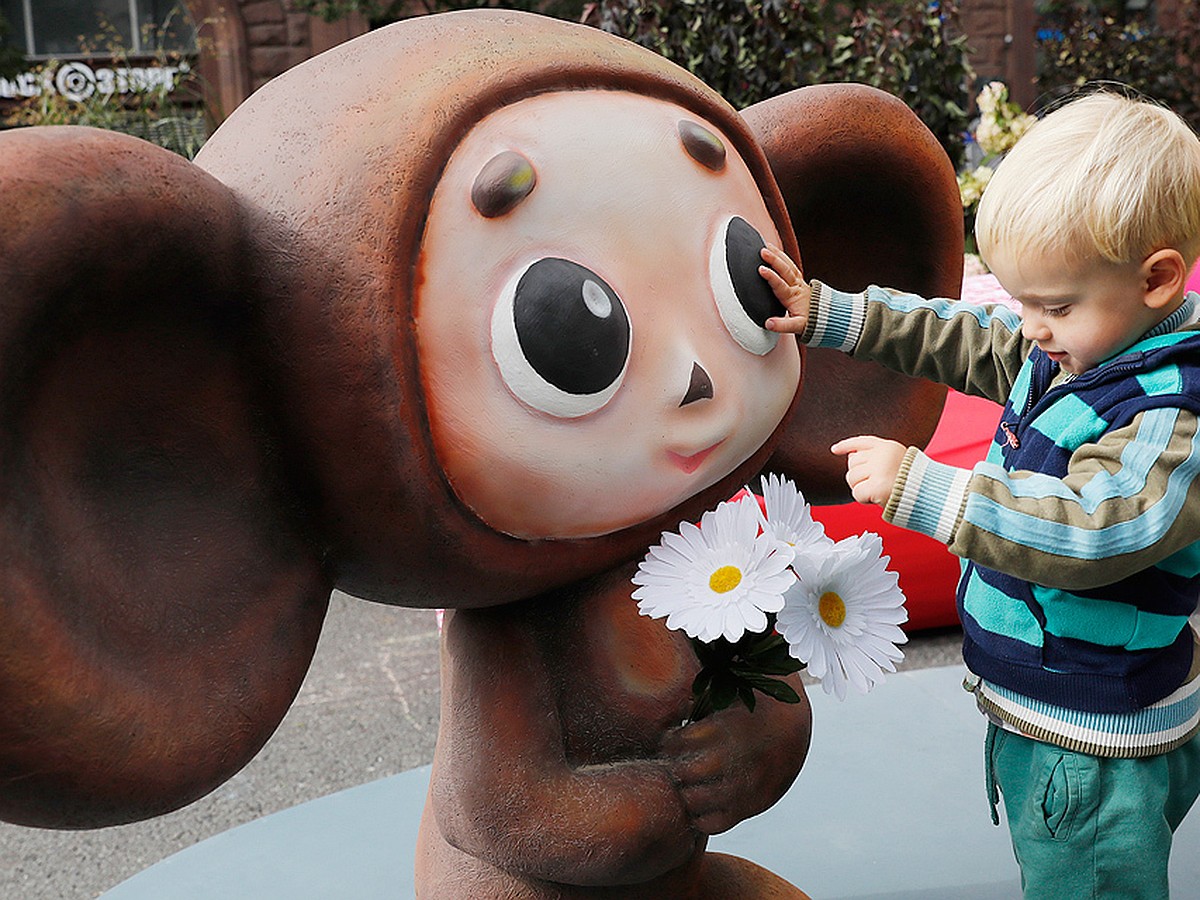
[710,216,783,355]
[491,258,631,418]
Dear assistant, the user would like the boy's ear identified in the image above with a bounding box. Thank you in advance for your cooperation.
[1142,248,1188,309]
[742,84,962,502]
[0,127,331,828]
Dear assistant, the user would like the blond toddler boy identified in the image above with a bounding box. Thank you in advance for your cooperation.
[761,91,1200,899]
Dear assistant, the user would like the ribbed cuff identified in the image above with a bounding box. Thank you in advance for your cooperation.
[806,280,866,352]
[884,449,970,545]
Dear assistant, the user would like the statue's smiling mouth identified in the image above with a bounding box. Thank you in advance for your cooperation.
[667,440,723,474]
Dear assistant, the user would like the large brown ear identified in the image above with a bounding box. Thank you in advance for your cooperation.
[741,84,962,502]
[0,127,331,828]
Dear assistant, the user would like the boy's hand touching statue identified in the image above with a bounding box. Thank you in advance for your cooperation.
[758,244,811,335]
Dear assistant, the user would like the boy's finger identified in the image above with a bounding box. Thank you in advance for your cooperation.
[757,264,803,302]
[760,244,802,278]
[757,264,787,288]
[765,315,806,334]
[759,243,785,266]
[831,435,880,455]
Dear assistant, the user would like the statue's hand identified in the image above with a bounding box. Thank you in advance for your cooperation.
[661,686,811,836]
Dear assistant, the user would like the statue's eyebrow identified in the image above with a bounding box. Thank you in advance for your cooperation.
[678,120,726,172]
[471,151,537,218]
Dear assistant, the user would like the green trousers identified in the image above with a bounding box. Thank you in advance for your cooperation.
[986,723,1200,899]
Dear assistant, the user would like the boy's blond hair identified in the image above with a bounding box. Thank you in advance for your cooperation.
[975,91,1200,271]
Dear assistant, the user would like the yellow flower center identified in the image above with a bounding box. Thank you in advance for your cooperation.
[709,565,743,594]
[818,591,847,628]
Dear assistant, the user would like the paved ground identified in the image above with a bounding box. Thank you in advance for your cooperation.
[0,591,964,900]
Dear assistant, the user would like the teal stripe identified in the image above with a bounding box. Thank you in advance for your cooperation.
[1127,610,1190,652]
[972,356,1032,468]
[1127,330,1200,355]
[1036,587,1135,646]
[987,680,1200,736]
[962,567,1044,647]
[1006,358,1034,420]
[1159,541,1200,578]
[1029,391,1107,450]
[867,285,1024,331]
[1035,586,1187,650]
[964,410,1200,558]
[1137,365,1184,397]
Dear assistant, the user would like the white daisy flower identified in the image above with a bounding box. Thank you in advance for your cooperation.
[633,495,796,643]
[757,472,834,556]
[776,532,908,700]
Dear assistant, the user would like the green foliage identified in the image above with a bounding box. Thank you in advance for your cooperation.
[294,0,972,168]
[595,0,828,112]
[688,618,804,722]
[595,0,973,168]
[1035,0,1200,131]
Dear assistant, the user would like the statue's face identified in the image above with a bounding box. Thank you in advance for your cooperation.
[415,90,800,539]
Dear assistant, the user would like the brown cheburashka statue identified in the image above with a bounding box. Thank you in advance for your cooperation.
[0,9,961,896]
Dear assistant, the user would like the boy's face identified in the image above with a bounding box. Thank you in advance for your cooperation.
[989,248,1170,375]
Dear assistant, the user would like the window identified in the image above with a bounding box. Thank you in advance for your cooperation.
[0,0,196,58]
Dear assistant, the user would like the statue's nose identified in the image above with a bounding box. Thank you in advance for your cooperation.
[679,361,714,407]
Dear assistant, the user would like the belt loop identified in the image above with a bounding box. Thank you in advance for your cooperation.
[984,721,1001,826]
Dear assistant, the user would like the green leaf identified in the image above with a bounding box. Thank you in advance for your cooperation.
[751,678,803,704]
[738,686,758,712]
[709,677,740,712]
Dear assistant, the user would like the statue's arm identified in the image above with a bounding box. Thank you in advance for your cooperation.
[662,675,812,836]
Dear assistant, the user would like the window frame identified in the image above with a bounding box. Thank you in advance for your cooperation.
[4,0,194,59]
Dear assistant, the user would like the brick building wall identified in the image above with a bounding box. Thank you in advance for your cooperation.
[188,0,366,122]
[960,0,1008,86]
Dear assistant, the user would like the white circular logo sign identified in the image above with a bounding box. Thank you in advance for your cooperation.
[55,62,98,102]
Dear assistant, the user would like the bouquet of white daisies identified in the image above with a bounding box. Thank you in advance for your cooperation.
[632,474,907,721]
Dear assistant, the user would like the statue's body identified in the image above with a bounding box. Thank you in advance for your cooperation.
[419,572,812,897]
[0,11,962,895]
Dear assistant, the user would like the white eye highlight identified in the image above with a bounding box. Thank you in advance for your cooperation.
[582,279,612,318]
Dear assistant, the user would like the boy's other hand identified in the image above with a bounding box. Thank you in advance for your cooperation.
[758,244,811,334]
[831,435,907,506]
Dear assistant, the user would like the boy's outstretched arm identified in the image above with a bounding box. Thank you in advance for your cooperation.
[758,244,811,335]
[759,251,1030,403]
[831,436,909,505]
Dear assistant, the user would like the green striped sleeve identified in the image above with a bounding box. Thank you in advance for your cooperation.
[951,409,1200,589]
[806,281,1031,404]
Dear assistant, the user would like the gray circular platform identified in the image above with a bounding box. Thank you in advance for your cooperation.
[102,665,1200,900]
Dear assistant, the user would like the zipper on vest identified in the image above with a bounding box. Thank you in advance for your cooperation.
[1002,354,1054,450]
